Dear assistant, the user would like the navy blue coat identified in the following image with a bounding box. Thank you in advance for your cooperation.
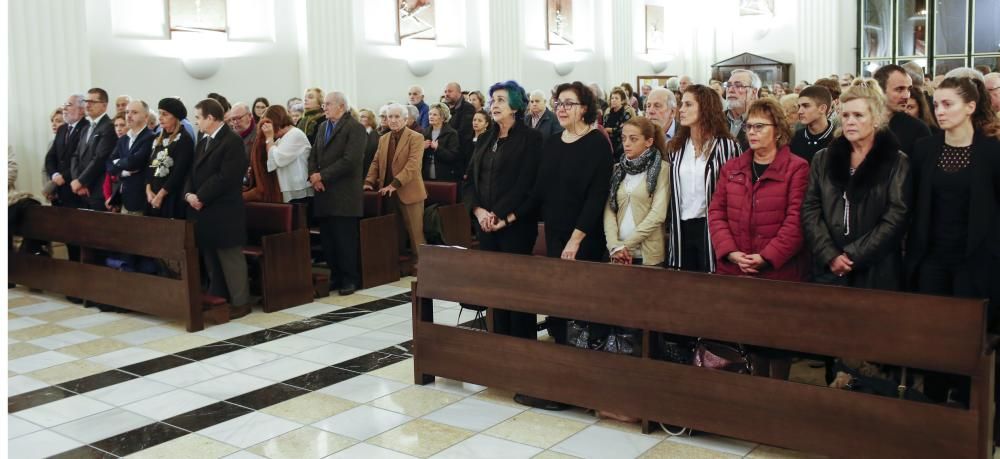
[109,128,155,212]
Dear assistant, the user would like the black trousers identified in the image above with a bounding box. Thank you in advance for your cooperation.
[918,256,981,405]
[320,216,360,288]
[544,227,606,344]
[679,217,710,273]
[476,220,537,339]
[53,187,84,261]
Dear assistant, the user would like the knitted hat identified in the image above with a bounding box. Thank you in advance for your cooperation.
[157,97,187,121]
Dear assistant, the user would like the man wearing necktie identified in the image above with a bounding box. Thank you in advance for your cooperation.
[186,98,253,317]
[69,88,116,211]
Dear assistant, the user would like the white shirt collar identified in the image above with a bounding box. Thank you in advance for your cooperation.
[88,113,108,124]
[208,123,224,139]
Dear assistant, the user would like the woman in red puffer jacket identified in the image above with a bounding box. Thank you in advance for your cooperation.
[709,98,810,282]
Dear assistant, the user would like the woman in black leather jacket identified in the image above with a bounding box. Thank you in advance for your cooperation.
[801,78,912,290]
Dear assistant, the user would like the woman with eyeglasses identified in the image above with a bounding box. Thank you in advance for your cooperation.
[801,78,912,290]
[665,84,741,272]
[603,87,633,161]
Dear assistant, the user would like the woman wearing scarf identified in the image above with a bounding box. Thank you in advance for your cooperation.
[604,117,670,266]
[146,98,194,219]
[296,87,325,144]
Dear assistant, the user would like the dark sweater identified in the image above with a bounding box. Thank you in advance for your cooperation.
[888,111,931,155]
[527,130,613,237]
[789,122,835,164]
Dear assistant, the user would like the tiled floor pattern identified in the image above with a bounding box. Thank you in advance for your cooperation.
[9,280,825,459]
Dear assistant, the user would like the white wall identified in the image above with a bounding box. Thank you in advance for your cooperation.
[12,0,858,198]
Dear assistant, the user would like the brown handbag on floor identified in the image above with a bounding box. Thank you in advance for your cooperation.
[693,339,753,374]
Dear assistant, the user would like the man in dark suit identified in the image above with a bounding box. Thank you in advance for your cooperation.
[186,98,252,317]
[70,88,117,211]
[524,89,564,142]
[109,100,155,215]
[45,94,89,233]
[309,91,366,295]
[444,82,475,173]
[874,64,931,155]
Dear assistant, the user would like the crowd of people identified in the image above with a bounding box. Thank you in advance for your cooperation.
[11,63,1000,413]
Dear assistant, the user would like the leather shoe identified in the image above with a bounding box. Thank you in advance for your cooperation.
[338,284,357,296]
[513,393,569,411]
[229,304,251,319]
[66,296,84,304]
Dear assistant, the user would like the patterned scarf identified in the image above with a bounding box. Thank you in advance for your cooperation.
[609,147,661,212]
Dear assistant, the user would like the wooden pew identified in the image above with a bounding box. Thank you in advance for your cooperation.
[243,202,313,312]
[9,206,207,331]
[424,181,472,248]
[360,191,400,289]
[411,246,996,458]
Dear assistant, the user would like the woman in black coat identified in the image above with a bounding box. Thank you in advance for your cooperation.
[801,80,912,290]
[463,81,542,339]
[422,103,463,182]
[906,76,1000,325]
[147,98,194,219]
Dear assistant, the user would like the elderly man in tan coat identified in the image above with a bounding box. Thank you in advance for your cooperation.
[365,103,427,266]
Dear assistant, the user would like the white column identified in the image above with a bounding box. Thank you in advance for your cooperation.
[482,0,523,87]
[796,0,842,83]
[300,0,357,102]
[9,0,92,197]
[607,0,635,87]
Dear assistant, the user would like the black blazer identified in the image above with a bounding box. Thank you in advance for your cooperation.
[463,122,543,222]
[109,128,155,212]
[364,129,379,175]
[449,98,476,160]
[45,119,89,203]
[309,112,366,218]
[188,124,248,249]
[905,132,1000,286]
[422,124,462,182]
[71,115,116,191]
[523,108,564,142]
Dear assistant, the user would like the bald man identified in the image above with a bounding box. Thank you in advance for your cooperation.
[443,82,475,174]
[109,100,155,215]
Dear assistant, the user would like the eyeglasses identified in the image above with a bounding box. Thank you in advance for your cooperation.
[226,112,250,124]
[83,99,103,105]
[725,82,751,91]
[553,100,582,110]
[745,123,774,132]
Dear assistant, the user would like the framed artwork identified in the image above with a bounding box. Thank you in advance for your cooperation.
[169,0,227,34]
[546,0,573,48]
[398,0,436,43]
[645,4,664,53]
[739,0,774,16]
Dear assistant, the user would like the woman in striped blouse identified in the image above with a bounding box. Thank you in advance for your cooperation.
[665,84,741,272]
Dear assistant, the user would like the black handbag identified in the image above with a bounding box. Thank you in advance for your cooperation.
[567,320,609,350]
[601,327,642,356]
[693,339,753,374]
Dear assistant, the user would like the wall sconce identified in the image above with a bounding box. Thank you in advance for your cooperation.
[407,59,434,77]
[554,60,574,76]
[182,57,222,79]
[650,60,668,73]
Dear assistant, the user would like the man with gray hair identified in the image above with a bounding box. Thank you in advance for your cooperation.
[524,89,563,141]
[44,94,90,269]
[985,73,1000,114]
[115,95,131,116]
[643,87,678,141]
[638,83,652,110]
[725,69,761,151]
[225,102,256,159]
[405,104,421,132]
[678,75,694,93]
[365,103,427,269]
[310,90,366,295]
[408,85,430,130]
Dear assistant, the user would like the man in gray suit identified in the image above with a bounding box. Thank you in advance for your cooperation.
[70,87,117,211]
[309,91,366,295]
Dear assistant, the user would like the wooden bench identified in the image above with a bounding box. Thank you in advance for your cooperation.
[243,202,313,312]
[424,181,472,248]
[9,206,208,331]
[411,246,996,458]
[360,191,400,288]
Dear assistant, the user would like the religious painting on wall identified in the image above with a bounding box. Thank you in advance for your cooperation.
[547,0,573,48]
[739,0,774,16]
[169,0,227,34]
[398,0,436,43]
[645,4,665,53]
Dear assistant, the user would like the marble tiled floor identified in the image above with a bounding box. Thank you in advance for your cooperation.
[8,278,830,458]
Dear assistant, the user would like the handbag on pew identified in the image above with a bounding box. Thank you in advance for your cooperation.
[692,339,753,374]
[829,359,931,402]
[601,327,642,356]
[567,320,610,350]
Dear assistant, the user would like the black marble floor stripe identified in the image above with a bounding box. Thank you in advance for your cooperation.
[7,294,405,413]
[77,347,412,456]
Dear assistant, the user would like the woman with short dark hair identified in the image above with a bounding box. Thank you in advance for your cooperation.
[604,87,633,161]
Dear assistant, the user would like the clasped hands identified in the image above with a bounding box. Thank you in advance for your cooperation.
[473,208,510,232]
[727,251,768,274]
